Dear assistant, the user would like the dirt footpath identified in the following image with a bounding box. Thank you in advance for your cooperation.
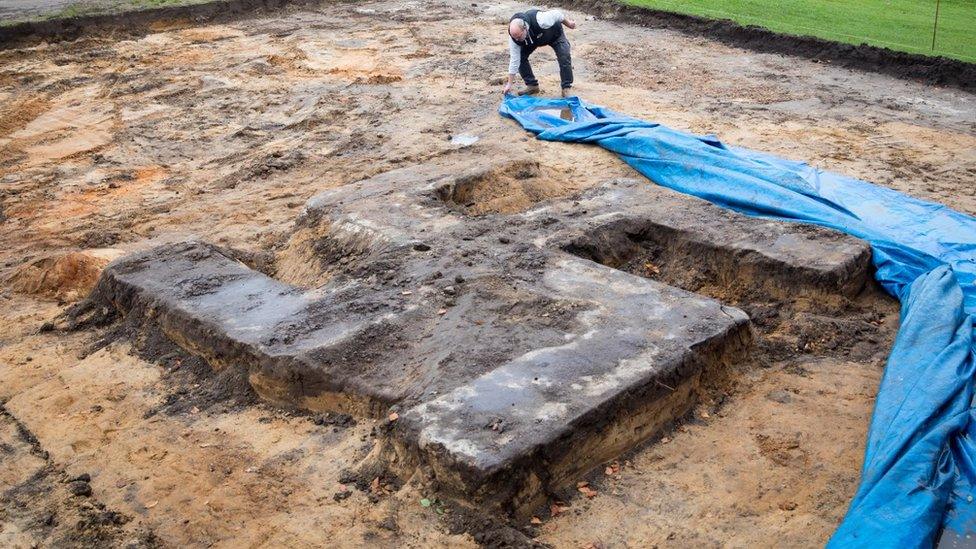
[0,0,973,547]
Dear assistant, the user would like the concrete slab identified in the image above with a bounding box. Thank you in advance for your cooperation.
[87,158,871,514]
[395,256,749,513]
[95,240,412,416]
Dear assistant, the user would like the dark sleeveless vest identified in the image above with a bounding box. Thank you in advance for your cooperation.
[510,9,562,47]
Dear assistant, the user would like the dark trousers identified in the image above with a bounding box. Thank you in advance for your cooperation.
[518,32,573,89]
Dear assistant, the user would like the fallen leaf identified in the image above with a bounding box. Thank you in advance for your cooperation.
[420,498,432,507]
[530,516,543,525]
[550,501,569,517]
[370,477,381,493]
[145,500,158,509]
[401,290,413,295]
[388,412,399,422]
[576,481,597,498]
[437,309,447,315]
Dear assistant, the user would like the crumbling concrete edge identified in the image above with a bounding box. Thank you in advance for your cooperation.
[385,317,754,519]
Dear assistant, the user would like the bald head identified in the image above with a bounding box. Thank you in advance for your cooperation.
[509,18,528,41]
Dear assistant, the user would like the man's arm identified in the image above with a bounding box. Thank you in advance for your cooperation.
[505,37,520,94]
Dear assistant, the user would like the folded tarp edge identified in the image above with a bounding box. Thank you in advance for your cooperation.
[499,94,976,547]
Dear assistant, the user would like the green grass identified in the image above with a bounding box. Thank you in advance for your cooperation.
[622,0,976,62]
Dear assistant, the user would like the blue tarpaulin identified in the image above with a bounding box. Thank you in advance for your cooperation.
[500,94,976,547]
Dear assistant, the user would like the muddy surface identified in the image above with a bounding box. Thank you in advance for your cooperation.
[1,0,973,546]
[564,0,976,92]
[4,0,973,96]
[0,0,327,48]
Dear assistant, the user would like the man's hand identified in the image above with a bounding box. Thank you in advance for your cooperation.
[503,77,513,95]
[563,18,577,29]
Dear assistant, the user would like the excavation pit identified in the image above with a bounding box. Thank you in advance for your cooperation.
[551,179,873,302]
[0,0,970,544]
[435,160,577,216]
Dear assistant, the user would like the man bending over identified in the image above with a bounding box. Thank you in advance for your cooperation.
[504,8,578,97]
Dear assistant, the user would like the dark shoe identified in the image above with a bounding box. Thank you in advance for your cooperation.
[561,87,572,98]
[518,85,540,96]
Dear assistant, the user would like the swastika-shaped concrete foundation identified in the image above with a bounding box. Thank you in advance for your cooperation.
[90,157,870,514]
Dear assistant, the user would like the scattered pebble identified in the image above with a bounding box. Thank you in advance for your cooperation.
[67,480,92,497]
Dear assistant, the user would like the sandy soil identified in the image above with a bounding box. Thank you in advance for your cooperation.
[0,0,973,547]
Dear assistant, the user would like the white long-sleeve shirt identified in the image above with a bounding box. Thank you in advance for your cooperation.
[508,9,565,74]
